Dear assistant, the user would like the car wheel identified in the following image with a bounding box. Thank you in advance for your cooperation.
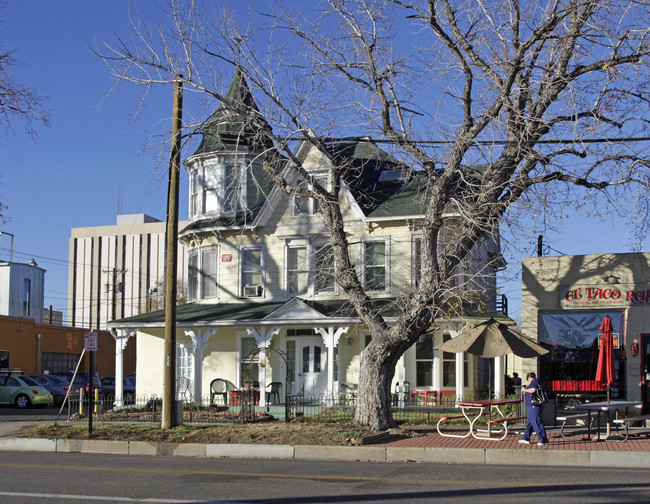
[15,394,30,409]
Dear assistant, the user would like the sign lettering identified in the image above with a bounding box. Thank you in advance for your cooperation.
[562,286,650,307]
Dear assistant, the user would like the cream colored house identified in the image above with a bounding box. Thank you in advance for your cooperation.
[108,71,508,406]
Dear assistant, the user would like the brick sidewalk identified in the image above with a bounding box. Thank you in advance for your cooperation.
[379,428,650,451]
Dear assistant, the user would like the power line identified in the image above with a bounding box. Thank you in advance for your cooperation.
[308,135,650,146]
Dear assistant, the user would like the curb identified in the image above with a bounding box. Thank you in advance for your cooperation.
[2,437,650,468]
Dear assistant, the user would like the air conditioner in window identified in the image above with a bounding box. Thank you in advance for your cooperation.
[243,284,263,297]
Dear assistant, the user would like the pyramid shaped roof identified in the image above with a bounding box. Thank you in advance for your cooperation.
[192,68,275,156]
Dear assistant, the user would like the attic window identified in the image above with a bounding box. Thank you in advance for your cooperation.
[378,168,411,182]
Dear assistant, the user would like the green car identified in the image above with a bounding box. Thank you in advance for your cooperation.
[0,374,54,408]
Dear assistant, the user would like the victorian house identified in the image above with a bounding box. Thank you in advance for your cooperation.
[108,71,509,406]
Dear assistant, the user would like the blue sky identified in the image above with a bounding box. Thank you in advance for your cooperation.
[0,2,646,323]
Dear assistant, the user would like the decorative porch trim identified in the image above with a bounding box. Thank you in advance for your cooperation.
[110,328,135,408]
[185,328,216,403]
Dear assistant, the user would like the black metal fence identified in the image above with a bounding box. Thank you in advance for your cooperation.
[65,389,525,426]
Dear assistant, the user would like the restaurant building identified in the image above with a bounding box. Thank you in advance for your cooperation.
[521,252,650,412]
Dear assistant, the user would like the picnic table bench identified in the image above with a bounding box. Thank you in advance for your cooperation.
[556,413,594,439]
[612,414,650,442]
[437,399,523,441]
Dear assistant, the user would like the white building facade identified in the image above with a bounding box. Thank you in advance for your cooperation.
[68,214,188,330]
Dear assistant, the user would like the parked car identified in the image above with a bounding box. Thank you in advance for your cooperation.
[0,374,54,408]
[101,376,136,403]
[53,372,104,397]
[23,374,70,404]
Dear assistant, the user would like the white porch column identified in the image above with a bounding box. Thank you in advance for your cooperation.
[455,352,464,401]
[432,354,441,393]
[315,325,349,397]
[246,326,280,406]
[447,328,465,401]
[494,356,504,398]
[110,328,135,408]
[185,328,215,405]
[397,355,406,408]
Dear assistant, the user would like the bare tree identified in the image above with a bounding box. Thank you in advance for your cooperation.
[0,4,51,221]
[98,0,650,429]
[144,278,188,313]
[0,50,49,141]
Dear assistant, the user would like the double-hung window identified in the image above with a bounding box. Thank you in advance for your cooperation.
[188,247,218,301]
[291,175,327,217]
[362,240,388,292]
[284,240,336,295]
[190,159,245,218]
[313,243,335,294]
[287,246,309,294]
[241,246,264,297]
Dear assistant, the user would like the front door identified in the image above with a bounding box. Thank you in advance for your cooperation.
[296,338,327,398]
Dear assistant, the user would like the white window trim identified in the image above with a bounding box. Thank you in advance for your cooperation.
[282,238,337,296]
[240,245,265,298]
[291,173,329,218]
[189,157,248,219]
[311,240,337,296]
[284,238,309,295]
[188,246,219,301]
[361,238,390,293]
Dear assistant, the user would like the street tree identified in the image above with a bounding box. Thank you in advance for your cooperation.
[98,0,650,430]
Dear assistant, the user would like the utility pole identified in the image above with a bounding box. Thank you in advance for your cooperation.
[163,76,183,429]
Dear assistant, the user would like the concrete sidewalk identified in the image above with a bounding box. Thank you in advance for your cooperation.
[1,428,649,468]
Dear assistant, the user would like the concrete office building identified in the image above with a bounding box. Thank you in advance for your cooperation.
[68,214,188,330]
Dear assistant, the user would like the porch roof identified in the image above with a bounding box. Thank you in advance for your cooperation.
[108,296,508,331]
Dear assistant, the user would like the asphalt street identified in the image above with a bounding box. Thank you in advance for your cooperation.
[0,450,650,503]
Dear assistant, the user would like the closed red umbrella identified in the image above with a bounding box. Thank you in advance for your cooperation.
[595,315,615,402]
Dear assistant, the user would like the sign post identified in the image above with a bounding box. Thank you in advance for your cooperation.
[84,331,97,437]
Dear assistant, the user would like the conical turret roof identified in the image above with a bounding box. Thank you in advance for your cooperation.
[192,68,274,156]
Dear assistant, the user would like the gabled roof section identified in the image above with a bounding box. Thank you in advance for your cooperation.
[191,68,275,156]
[327,141,429,218]
[264,298,329,321]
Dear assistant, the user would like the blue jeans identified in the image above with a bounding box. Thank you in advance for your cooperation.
[522,405,548,443]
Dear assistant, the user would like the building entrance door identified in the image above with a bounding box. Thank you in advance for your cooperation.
[296,338,327,398]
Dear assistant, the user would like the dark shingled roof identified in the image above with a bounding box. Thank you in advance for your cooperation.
[192,68,275,156]
[109,296,505,328]
[328,142,429,218]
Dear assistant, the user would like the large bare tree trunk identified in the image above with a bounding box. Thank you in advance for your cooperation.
[354,341,399,430]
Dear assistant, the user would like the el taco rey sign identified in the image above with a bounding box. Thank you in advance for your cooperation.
[561,286,650,307]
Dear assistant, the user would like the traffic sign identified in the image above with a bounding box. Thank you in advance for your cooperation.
[84,331,98,351]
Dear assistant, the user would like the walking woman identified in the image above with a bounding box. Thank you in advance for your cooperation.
[519,372,549,446]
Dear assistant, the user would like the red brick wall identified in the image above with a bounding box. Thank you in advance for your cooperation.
[0,315,135,378]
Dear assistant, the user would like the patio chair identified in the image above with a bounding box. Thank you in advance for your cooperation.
[176,377,192,402]
[210,378,236,405]
[266,382,282,405]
